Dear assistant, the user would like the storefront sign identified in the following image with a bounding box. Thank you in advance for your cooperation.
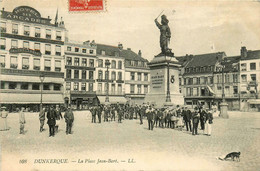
[1,6,52,25]
[9,47,42,56]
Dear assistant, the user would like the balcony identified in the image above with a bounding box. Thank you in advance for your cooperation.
[0,27,6,33]
[56,36,62,40]
[45,51,51,55]
[0,45,6,50]
[22,65,29,70]
[33,66,40,70]
[96,91,125,96]
[46,34,51,39]
[12,29,18,34]
[0,63,5,67]
[24,31,30,36]
[35,33,41,38]
[10,63,18,69]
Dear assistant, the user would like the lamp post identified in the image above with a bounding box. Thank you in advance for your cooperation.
[164,56,173,107]
[39,74,45,111]
[218,58,229,118]
[105,59,111,105]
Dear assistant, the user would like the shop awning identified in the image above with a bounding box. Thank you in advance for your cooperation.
[97,96,127,104]
[0,93,64,104]
[248,99,260,104]
[206,85,215,95]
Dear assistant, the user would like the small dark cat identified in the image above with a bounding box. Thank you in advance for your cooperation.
[219,152,241,162]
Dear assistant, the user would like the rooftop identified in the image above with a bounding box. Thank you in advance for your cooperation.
[97,44,148,62]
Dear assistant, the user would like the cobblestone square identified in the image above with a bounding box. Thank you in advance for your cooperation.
[1,111,260,171]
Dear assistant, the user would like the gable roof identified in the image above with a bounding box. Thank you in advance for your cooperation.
[241,50,260,60]
[184,52,226,68]
[97,44,148,62]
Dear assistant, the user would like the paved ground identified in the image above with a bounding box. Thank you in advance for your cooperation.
[0,111,260,171]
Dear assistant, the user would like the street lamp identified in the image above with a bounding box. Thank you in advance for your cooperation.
[218,58,229,119]
[164,56,173,107]
[39,74,45,111]
[105,59,111,105]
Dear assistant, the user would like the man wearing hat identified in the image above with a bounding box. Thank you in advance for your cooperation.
[64,106,74,135]
[47,106,56,137]
[0,106,9,131]
[55,105,63,133]
[182,106,192,132]
[192,106,200,135]
[39,107,46,132]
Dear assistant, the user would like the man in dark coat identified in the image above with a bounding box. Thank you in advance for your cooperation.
[139,105,145,125]
[117,106,122,123]
[47,106,56,137]
[200,106,207,132]
[64,106,74,135]
[55,105,63,133]
[192,107,200,135]
[182,106,192,132]
[90,106,96,123]
[97,105,102,123]
[146,106,154,130]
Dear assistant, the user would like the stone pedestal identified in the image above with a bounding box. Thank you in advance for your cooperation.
[145,55,184,108]
[220,102,229,118]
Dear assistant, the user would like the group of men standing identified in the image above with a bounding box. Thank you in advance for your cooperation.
[39,105,74,137]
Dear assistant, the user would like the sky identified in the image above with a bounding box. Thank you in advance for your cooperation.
[2,0,260,61]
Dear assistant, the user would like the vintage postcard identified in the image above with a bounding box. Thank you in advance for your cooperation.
[0,0,260,170]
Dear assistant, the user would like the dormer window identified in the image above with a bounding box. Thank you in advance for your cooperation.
[101,50,105,55]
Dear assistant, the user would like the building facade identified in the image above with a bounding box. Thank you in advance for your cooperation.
[179,52,226,109]
[64,41,97,109]
[124,50,150,105]
[95,44,126,104]
[0,6,66,111]
[239,47,260,111]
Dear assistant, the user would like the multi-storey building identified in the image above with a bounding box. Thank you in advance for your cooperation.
[213,56,240,110]
[64,41,97,109]
[0,6,66,111]
[239,47,260,111]
[180,52,226,109]
[95,44,126,104]
[124,49,150,105]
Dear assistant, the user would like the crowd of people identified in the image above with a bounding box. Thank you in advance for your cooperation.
[89,103,214,136]
[0,102,214,137]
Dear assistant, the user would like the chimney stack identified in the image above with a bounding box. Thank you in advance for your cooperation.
[118,43,123,50]
[241,46,247,58]
[138,50,142,57]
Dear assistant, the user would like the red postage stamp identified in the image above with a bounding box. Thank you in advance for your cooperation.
[69,0,105,12]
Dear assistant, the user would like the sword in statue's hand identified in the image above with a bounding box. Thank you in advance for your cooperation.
[155,10,164,20]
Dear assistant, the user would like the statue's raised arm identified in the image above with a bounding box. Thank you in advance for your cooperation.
[155,14,173,57]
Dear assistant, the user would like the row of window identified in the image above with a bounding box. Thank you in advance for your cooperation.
[67,46,94,54]
[125,59,147,68]
[0,38,62,56]
[130,72,148,81]
[185,66,214,73]
[186,86,238,96]
[66,82,93,91]
[240,63,257,71]
[66,57,94,67]
[0,82,61,91]
[183,76,214,85]
[66,69,94,79]
[98,59,122,69]
[241,74,257,82]
[130,84,148,94]
[0,55,61,71]
[0,22,62,40]
[97,83,123,94]
[98,70,122,80]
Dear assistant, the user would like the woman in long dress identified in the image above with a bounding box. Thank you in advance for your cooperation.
[0,106,9,131]
[205,109,213,136]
